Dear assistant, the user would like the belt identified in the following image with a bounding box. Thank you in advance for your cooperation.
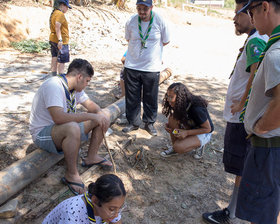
[250,135,280,148]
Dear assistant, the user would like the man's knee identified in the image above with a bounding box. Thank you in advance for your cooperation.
[56,122,81,140]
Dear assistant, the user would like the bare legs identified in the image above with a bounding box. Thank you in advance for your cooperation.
[167,115,201,153]
[51,120,112,193]
[120,79,125,97]
[52,122,83,193]
[82,119,112,166]
[51,57,65,75]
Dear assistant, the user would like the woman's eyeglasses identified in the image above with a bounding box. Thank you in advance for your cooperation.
[247,2,263,18]
[102,202,127,218]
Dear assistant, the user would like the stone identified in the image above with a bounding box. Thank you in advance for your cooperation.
[0,199,18,219]
[181,202,187,209]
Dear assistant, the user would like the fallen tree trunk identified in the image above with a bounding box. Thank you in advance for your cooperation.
[0,69,171,206]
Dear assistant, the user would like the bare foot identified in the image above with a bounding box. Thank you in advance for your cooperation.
[63,174,85,195]
[83,155,112,167]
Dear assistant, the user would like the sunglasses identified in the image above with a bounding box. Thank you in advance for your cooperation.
[247,2,263,18]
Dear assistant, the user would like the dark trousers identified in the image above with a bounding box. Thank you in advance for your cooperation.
[124,68,160,126]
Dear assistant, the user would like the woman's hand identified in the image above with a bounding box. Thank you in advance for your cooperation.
[165,123,172,133]
[173,129,188,139]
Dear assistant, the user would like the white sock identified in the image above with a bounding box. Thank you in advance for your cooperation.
[227,185,239,219]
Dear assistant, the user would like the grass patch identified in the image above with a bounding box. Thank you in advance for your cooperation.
[224,0,235,9]
[11,39,50,53]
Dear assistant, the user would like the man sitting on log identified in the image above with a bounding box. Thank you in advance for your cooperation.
[29,58,112,195]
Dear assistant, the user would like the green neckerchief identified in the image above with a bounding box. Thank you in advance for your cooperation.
[239,25,280,122]
[138,11,154,49]
[229,29,256,79]
[57,74,76,113]
[84,193,106,224]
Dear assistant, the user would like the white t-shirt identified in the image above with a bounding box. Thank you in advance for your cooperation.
[223,31,268,123]
[124,11,170,72]
[245,40,280,137]
[42,194,121,224]
[29,76,89,142]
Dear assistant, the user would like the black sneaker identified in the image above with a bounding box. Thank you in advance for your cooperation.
[145,123,157,136]
[202,208,233,224]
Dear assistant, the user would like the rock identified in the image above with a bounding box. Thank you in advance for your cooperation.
[0,199,18,219]
[105,127,113,136]
[181,202,187,209]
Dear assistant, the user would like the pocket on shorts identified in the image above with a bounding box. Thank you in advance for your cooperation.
[57,45,70,63]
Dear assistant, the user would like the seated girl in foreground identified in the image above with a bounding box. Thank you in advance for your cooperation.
[160,82,214,159]
[43,174,126,224]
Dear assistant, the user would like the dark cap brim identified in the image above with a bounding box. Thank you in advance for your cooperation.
[237,0,254,13]
[136,2,152,6]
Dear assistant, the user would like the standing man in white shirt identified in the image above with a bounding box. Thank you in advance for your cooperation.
[122,0,170,136]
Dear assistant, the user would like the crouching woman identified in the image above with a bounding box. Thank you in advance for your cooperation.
[160,82,214,159]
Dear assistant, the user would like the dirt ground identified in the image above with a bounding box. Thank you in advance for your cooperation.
[0,0,249,223]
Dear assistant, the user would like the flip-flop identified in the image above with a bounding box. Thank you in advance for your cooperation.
[61,177,85,196]
[81,158,112,171]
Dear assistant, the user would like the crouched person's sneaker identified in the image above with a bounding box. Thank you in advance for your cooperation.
[202,208,234,224]
[160,145,178,157]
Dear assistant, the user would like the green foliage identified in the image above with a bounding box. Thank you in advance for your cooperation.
[169,0,185,8]
[11,40,50,53]
[224,0,235,9]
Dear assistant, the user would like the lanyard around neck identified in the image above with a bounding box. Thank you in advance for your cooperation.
[57,74,76,113]
[138,11,154,49]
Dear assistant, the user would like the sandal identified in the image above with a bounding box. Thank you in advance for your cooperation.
[160,146,178,158]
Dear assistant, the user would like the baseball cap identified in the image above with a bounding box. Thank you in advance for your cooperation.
[238,0,273,13]
[59,0,72,9]
[136,0,153,7]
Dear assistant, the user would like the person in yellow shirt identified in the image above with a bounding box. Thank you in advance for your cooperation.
[49,0,71,76]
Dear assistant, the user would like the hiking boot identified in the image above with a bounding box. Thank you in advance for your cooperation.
[160,145,178,158]
[202,208,233,224]
[122,124,139,133]
[145,123,157,136]
[193,145,205,160]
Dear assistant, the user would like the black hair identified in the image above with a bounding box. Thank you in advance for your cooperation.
[88,174,126,205]
[235,0,249,5]
[162,82,208,125]
[67,58,94,77]
[271,0,280,13]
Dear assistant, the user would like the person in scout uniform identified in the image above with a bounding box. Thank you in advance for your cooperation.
[43,174,126,224]
[29,59,112,196]
[202,0,268,223]
[160,82,214,159]
[49,0,71,76]
[122,0,170,136]
[233,0,280,223]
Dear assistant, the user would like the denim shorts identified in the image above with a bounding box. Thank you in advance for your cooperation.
[35,123,88,154]
[223,122,250,176]
[197,132,212,147]
[49,41,70,63]
[236,145,280,224]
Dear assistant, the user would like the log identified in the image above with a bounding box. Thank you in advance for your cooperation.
[0,69,172,206]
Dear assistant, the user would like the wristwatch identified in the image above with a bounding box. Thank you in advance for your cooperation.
[58,39,62,42]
